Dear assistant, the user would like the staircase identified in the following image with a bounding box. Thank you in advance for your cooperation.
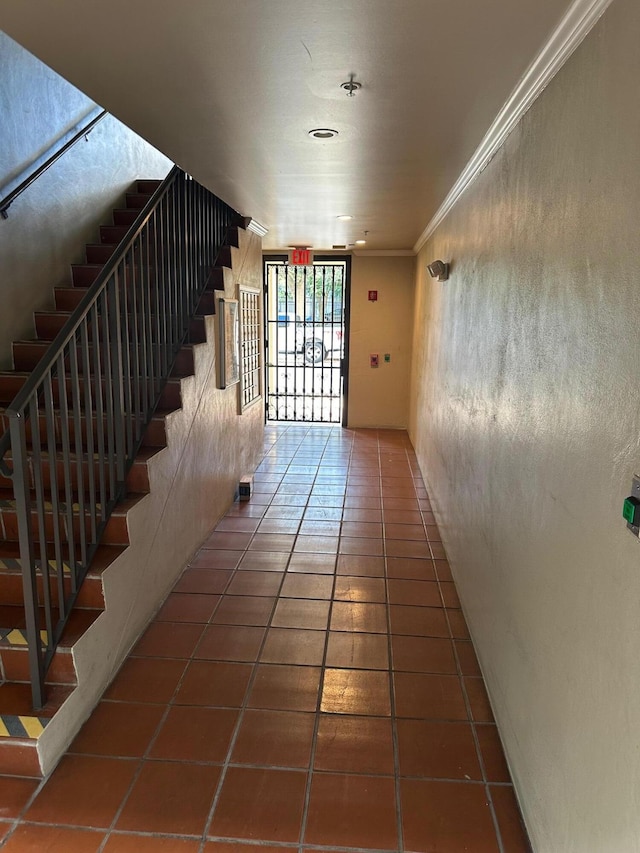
[0,174,242,776]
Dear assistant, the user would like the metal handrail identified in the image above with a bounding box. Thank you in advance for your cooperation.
[0,110,108,219]
[0,166,239,707]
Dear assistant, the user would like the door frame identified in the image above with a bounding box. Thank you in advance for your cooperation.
[263,254,351,427]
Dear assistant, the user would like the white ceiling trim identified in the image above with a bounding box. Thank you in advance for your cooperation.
[413,0,615,254]
[353,249,416,257]
[246,219,269,237]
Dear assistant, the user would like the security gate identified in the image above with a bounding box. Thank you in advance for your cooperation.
[264,257,350,423]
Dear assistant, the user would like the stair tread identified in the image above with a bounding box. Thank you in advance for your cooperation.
[0,369,182,382]
[12,339,195,353]
[0,445,160,464]
[0,606,100,645]
[0,542,125,574]
[0,682,72,719]
[0,489,145,509]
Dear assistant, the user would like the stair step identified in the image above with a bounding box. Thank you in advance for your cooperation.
[58,284,216,316]
[0,542,124,608]
[136,180,162,194]
[216,244,233,269]
[86,244,117,264]
[208,267,226,291]
[0,370,183,411]
[100,225,129,245]
[0,445,158,494]
[126,192,153,211]
[0,490,144,545]
[0,407,170,450]
[112,209,140,228]
[54,287,85,311]
[197,291,216,315]
[70,264,104,288]
[225,226,240,249]
[12,338,195,377]
[32,310,207,346]
[0,683,74,776]
[0,607,100,685]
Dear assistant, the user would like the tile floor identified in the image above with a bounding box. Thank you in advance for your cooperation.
[0,425,531,852]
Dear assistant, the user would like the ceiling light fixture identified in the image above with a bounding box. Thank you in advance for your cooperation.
[341,75,362,97]
[355,239,366,245]
[308,128,338,139]
[336,215,353,221]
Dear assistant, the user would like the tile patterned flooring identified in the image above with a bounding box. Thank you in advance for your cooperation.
[0,424,530,852]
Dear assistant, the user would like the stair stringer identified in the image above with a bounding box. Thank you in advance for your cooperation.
[34,225,265,775]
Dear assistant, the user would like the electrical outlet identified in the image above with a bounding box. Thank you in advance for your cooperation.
[624,475,640,537]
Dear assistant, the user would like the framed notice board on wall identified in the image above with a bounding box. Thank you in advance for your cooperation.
[218,297,240,388]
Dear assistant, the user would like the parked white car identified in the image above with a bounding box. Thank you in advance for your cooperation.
[275,313,344,364]
[300,322,343,364]
[276,313,303,355]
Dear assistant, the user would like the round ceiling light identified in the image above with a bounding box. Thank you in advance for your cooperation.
[308,128,339,139]
[355,239,367,245]
[336,215,353,221]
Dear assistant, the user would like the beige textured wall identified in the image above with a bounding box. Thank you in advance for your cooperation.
[347,255,415,428]
[0,33,171,369]
[409,1,640,850]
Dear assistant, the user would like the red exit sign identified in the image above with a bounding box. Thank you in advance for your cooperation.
[290,248,313,265]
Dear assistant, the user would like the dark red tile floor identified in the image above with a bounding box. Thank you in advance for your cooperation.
[0,425,531,852]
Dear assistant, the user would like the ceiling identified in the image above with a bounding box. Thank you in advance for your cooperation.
[0,0,573,251]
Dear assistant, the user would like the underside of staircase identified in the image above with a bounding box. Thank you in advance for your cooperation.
[0,180,242,776]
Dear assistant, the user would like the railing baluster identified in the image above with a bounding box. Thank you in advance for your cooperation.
[129,241,142,444]
[91,302,108,521]
[8,413,45,709]
[68,336,88,569]
[43,373,66,619]
[28,397,53,659]
[108,272,127,495]
[79,320,97,543]
[119,259,134,463]
[150,211,163,397]
[100,288,117,503]
[57,349,77,590]
[140,229,153,413]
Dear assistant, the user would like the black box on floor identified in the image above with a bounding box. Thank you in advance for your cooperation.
[239,476,253,501]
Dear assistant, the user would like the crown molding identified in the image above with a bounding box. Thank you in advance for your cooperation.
[353,249,416,257]
[246,218,269,237]
[413,0,615,254]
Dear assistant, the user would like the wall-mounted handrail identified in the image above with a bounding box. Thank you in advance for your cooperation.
[0,166,239,708]
[0,109,108,219]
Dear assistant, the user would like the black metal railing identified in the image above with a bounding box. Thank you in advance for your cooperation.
[0,166,238,707]
[0,110,108,220]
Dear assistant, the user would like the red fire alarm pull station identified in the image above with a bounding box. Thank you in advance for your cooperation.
[368,290,378,301]
[291,248,312,265]
[370,354,379,368]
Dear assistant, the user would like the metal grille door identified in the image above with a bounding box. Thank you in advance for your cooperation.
[264,259,349,423]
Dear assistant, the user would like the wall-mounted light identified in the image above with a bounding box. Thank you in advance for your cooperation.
[427,260,450,282]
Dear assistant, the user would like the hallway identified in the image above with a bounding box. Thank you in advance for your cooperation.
[0,425,529,852]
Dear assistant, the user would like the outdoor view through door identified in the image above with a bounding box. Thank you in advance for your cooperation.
[264,258,350,424]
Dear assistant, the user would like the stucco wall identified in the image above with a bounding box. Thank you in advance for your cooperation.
[0,32,171,368]
[408,1,640,850]
[347,255,415,428]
